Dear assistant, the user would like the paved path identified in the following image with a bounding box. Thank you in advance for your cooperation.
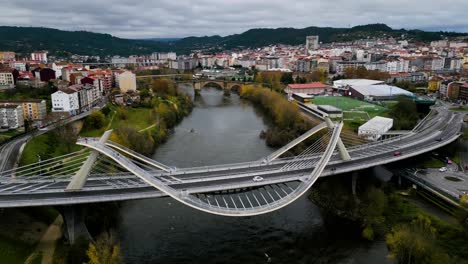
[24,215,63,264]
[138,123,157,133]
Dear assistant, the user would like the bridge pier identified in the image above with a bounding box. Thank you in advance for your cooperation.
[324,117,351,161]
[351,172,358,197]
[60,206,91,245]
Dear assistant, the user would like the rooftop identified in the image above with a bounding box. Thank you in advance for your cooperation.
[288,82,327,89]
[359,116,393,131]
[352,84,414,97]
[333,79,385,87]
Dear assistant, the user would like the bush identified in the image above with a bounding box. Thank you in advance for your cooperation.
[84,111,106,130]
[101,105,111,116]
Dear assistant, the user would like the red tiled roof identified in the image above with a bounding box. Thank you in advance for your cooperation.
[462,83,468,89]
[288,82,327,89]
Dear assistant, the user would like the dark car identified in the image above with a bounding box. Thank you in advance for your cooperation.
[393,152,402,156]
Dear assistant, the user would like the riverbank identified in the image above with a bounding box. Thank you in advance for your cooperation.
[238,85,319,153]
[309,171,468,263]
[20,93,193,166]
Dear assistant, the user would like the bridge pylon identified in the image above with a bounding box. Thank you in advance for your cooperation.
[66,130,113,191]
[324,117,351,161]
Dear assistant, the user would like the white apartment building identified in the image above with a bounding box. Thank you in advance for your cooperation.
[117,71,137,93]
[51,89,79,115]
[386,59,409,73]
[431,57,445,71]
[0,104,24,129]
[31,51,48,63]
[52,62,68,78]
[10,62,26,72]
[365,61,387,72]
[0,71,15,89]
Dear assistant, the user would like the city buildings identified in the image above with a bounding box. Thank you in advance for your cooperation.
[0,51,15,61]
[306,36,319,53]
[0,104,24,129]
[0,68,18,89]
[31,51,48,63]
[0,100,47,122]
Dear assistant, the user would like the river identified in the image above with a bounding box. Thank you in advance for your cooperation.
[117,87,390,264]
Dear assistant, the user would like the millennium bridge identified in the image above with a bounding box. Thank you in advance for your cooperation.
[0,104,463,217]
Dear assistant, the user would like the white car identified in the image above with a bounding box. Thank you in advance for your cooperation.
[253,176,264,182]
[439,167,448,172]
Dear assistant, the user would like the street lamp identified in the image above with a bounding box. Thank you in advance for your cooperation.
[37,154,42,176]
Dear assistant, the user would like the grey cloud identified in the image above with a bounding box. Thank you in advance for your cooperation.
[0,0,467,38]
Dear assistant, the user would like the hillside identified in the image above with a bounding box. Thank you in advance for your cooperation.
[0,26,171,57]
[0,24,466,57]
[176,24,466,50]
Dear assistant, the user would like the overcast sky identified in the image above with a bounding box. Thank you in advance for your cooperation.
[1,0,467,39]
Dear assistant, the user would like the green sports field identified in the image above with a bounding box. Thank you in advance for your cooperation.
[311,96,388,117]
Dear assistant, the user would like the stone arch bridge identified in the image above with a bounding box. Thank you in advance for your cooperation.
[176,80,259,91]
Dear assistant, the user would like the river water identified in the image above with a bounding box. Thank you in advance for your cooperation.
[117,87,390,264]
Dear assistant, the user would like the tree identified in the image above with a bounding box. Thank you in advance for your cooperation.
[53,121,79,153]
[85,111,106,129]
[280,72,294,84]
[101,105,111,116]
[389,96,420,130]
[151,78,176,96]
[86,232,122,264]
[386,214,449,264]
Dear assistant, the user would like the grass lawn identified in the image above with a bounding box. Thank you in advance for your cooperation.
[21,105,160,165]
[420,158,445,168]
[343,120,364,132]
[20,133,83,166]
[450,107,468,111]
[0,130,23,144]
[109,107,155,131]
[312,96,388,117]
[80,105,157,138]
[343,111,369,121]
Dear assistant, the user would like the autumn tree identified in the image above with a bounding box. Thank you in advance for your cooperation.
[386,214,450,264]
[86,232,122,264]
[310,69,329,83]
[151,78,176,96]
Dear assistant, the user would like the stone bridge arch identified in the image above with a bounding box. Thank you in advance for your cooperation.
[176,80,254,92]
[200,81,226,90]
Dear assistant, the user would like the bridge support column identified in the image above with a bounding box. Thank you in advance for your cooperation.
[61,206,91,245]
[324,117,351,161]
[351,172,358,197]
[66,130,113,191]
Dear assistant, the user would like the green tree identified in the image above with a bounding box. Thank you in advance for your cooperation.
[53,121,78,153]
[389,96,420,130]
[280,72,294,84]
[85,111,106,129]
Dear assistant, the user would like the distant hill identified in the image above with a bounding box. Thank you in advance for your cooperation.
[0,24,465,57]
[175,24,466,50]
[0,26,172,57]
[143,38,182,42]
